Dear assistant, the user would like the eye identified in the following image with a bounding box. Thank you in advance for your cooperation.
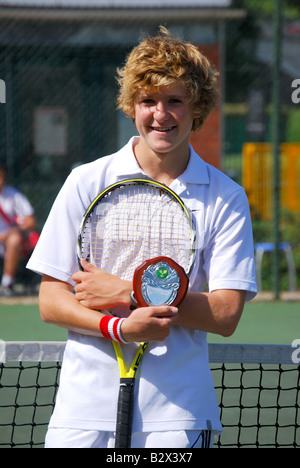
[137,96,155,105]
[169,98,183,104]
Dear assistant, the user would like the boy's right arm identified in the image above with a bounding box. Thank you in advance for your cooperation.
[39,275,105,336]
[39,274,178,342]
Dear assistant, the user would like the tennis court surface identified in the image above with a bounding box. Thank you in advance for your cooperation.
[1,299,299,448]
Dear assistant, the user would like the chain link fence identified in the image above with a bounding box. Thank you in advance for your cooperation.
[0,0,299,292]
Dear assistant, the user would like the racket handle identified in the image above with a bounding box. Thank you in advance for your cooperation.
[115,377,135,448]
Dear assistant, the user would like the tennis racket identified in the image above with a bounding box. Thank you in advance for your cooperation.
[77,178,196,448]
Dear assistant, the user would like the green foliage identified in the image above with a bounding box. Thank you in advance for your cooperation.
[286,109,300,142]
[234,0,300,18]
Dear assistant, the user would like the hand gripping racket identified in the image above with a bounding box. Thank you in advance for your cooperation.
[77,178,196,448]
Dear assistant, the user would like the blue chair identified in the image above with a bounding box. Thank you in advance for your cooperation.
[255,242,296,292]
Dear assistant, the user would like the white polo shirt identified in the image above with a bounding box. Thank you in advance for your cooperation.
[27,137,257,434]
[0,186,35,256]
[0,186,34,233]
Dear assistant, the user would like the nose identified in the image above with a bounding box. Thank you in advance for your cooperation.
[154,101,169,121]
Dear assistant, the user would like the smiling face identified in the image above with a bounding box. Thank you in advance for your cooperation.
[133,83,196,157]
[117,28,219,135]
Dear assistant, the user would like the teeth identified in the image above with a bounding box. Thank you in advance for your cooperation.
[154,127,173,132]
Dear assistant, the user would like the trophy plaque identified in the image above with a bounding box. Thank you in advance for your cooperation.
[133,256,189,308]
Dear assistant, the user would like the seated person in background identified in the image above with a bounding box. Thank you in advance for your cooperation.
[0,164,38,296]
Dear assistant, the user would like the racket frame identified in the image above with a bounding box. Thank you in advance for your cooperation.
[77,178,196,276]
[113,341,148,448]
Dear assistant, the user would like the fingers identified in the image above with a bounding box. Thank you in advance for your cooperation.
[80,258,98,272]
[73,261,132,310]
[72,259,98,283]
[149,305,178,319]
[120,305,179,343]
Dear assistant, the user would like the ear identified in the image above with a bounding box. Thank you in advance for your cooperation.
[131,109,136,123]
[193,111,202,119]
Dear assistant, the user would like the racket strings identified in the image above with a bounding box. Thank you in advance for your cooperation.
[81,184,194,282]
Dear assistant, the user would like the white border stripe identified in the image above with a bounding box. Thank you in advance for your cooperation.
[1,342,297,365]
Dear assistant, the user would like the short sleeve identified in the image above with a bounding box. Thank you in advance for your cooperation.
[203,188,257,301]
[27,170,90,285]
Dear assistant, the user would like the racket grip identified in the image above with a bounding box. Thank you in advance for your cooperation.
[115,378,135,449]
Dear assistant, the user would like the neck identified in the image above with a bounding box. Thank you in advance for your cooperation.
[133,139,190,186]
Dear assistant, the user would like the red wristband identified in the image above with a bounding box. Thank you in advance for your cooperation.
[99,316,128,344]
[99,316,111,340]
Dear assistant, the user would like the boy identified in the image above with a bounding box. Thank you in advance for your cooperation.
[27,28,257,448]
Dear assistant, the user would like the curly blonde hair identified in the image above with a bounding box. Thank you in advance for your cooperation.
[117,27,219,132]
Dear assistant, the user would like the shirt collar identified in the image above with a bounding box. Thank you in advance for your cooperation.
[114,137,210,187]
[115,137,146,180]
[179,145,210,185]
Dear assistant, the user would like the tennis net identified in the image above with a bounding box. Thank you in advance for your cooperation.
[0,341,299,448]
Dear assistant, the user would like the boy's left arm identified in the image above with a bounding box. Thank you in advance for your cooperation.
[176,289,246,337]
